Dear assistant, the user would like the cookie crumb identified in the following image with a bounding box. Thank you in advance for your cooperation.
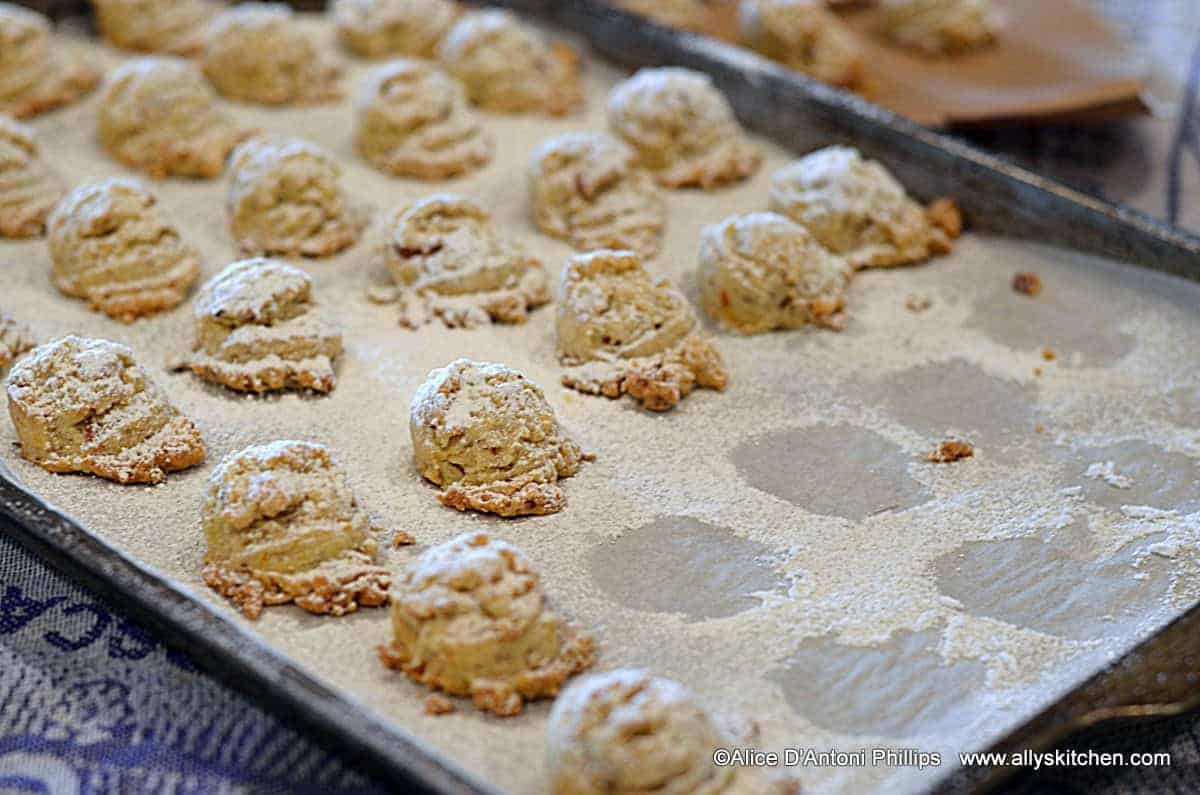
[425,694,455,715]
[1012,272,1042,297]
[904,294,932,313]
[1034,423,1045,433]
[1042,348,1056,361]
[393,530,417,547]
[927,437,974,463]
[1033,367,1043,377]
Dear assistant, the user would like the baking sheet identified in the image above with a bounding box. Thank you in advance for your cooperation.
[2,15,1200,795]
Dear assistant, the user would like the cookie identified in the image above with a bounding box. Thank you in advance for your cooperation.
[6,335,206,484]
[768,145,961,269]
[0,312,35,372]
[181,258,343,394]
[355,59,492,180]
[880,0,1001,56]
[0,112,63,238]
[375,194,549,329]
[557,250,728,411]
[0,3,99,119]
[202,440,390,619]
[202,3,341,105]
[227,136,367,258]
[698,211,850,333]
[92,0,218,56]
[607,67,761,189]
[438,9,582,116]
[331,0,459,58]
[740,0,864,88]
[612,0,710,29]
[380,530,595,716]
[48,177,201,322]
[409,359,589,517]
[529,132,666,260]
[98,56,251,180]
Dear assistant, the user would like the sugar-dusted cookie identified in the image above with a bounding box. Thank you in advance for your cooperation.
[529,132,666,260]
[769,145,961,269]
[92,0,219,56]
[6,335,206,483]
[355,59,492,180]
[880,0,1001,56]
[607,67,760,190]
[202,3,341,105]
[0,3,99,119]
[0,312,35,372]
[699,211,850,334]
[202,440,391,619]
[548,669,794,795]
[380,530,595,716]
[437,9,582,116]
[0,113,63,238]
[613,0,709,30]
[740,0,864,88]
[374,194,549,329]
[410,359,589,517]
[557,250,728,411]
[227,136,367,258]
[180,258,343,394]
[332,0,459,58]
[48,178,201,322]
[99,56,251,180]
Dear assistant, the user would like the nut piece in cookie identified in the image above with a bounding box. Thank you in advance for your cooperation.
[529,132,666,260]
[202,3,342,106]
[607,67,761,190]
[99,57,253,180]
[0,112,63,238]
[547,668,797,795]
[740,0,864,89]
[557,249,729,411]
[880,0,1002,57]
[355,59,492,180]
[377,194,549,329]
[699,211,851,334]
[228,136,368,258]
[410,359,589,517]
[0,312,35,373]
[48,177,201,322]
[380,531,595,716]
[6,335,206,484]
[769,145,961,269]
[93,0,219,56]
[437,9,583,117]
[332,0,460,59]
[0,3,99,119]
[202,440,391,619]
[181,258,343,394]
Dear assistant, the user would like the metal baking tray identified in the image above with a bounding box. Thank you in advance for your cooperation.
[4,2,1200,793]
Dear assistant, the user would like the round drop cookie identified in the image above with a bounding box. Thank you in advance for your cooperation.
[180,258,343,394]
[410,359,589,517]
[607,67,761,190]
[6,335,206,484]
[380,530,595,716]
[332,0,459,58]
[99,57,251,180]
[0,113,63,238]
[202,440,391,619]
[437,9,583,116]
[769,145,962,269]
[547,669,793,795]
[557,250,729,412]
[202,3,341,105]
[48,178,202,322]
[740,0,864,88]
[355,59,492,180]
[376,194,549,329]
[0,3,99,119]
[0,312,35,373]
[227,136,367,258]
[529,132,666,260]
[880,0,1002,56]
[699,212,850,334]
[92,0,219,56]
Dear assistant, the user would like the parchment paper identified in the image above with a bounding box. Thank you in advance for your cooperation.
[1,17,1198,795]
